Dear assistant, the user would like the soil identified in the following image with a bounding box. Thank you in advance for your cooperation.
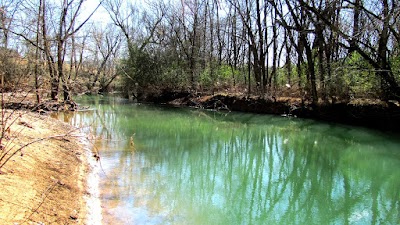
[0,93,95,224]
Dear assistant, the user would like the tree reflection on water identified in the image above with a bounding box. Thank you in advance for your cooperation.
[60,96,400,225]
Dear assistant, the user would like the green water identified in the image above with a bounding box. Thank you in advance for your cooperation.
[61,95,400,225]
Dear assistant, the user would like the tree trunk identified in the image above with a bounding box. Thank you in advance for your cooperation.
[34,0,42,104]
[376,0,400,100]
[315,22,326,101]
[304,43,318,104]
[270,8,277,90]
[40,0,58,100]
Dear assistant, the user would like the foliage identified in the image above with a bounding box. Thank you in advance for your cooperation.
[2,0,400,102]
[338,53,379,98]
[119,45,187,94]
[199,64,237,89]
[391,55,400,82]
[0,48,27,90]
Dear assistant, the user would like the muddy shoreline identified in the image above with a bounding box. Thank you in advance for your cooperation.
[138,91,400,131]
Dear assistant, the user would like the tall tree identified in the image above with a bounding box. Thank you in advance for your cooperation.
[0,0,22,87]
[300,0,400,100]
[55,0,102,101]
[89,24,121,93]
[227,0,268,92]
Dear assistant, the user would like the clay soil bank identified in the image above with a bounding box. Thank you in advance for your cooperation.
[0,109,94,224]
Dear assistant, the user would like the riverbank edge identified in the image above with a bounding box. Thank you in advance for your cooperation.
[79,133,103,225]
[137,91,400,131]
[50,114,103,225]
[0,109,101,224]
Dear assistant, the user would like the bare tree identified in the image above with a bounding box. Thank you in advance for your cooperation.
[300,0,400,100]
[34,0,43,104]
[89,24,121,93]
[0,0,22,48]
[55,0,102,102]
[0,0,22,88]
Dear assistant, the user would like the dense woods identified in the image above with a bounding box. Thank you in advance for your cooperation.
[0,0,399,104]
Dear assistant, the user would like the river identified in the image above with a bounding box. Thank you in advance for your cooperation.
[57,95,400,225]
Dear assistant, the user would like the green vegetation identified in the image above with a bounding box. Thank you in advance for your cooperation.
[0,0,399,104]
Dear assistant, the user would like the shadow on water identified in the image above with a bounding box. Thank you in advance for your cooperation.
[56,95,400,225]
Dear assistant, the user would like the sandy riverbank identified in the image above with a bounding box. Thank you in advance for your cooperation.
[0,110,101,224]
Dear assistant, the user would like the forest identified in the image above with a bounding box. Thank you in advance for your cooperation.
[0,0,399,105]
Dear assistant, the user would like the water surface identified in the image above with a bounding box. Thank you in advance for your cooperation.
[59,95,400,225]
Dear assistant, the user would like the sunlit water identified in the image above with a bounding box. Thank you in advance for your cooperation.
[57,95,400,225]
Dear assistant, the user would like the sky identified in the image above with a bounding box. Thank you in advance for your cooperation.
[81,0,111,27]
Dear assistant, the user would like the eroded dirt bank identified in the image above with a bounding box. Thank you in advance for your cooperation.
[140,90,400,131]
[0,110,93,224]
